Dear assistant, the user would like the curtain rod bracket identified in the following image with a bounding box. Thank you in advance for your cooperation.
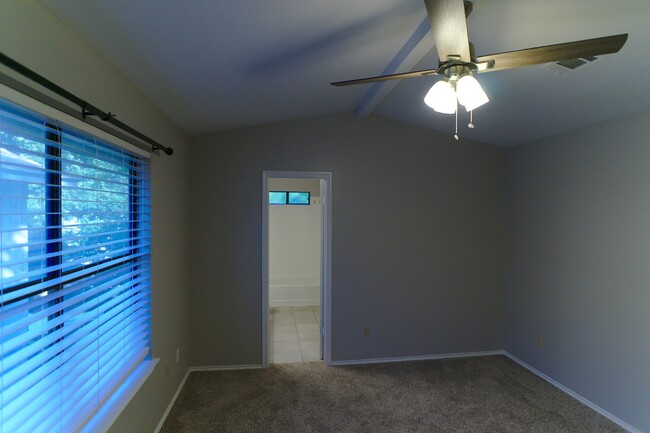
[81,106,115,122]
[152,145,174,155]
[0,51,174,156]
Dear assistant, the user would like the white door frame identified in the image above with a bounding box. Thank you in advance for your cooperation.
[262,171,332,367]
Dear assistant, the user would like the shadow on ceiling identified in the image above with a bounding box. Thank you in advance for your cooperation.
[247,2,422,75]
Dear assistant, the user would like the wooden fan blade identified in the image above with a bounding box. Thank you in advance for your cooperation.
[477,34,628,73]
[425,0,472,63]
[331,68,439,87]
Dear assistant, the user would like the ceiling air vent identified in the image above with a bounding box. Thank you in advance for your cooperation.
[557,58,588,70]
[543,56,598,75]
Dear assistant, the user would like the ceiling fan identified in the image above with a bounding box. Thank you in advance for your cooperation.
[331,0,628,139]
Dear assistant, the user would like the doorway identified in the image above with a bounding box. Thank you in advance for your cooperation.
[262,171,331,367]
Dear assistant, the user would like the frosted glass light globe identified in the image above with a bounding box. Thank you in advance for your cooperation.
[457,75,489,111]
[424,80,457,114]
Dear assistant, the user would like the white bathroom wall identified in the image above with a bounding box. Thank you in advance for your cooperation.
[268,178,320,196]
[269,179,321,306]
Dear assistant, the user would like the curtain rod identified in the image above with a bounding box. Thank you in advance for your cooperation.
[0,51,173,156]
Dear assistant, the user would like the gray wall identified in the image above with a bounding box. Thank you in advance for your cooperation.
[189,113,506,365]
[505,110,650,432]
[7,2,646,431]
[0,2,192,432]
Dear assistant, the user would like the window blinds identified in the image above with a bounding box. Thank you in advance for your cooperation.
[0,98,152,433]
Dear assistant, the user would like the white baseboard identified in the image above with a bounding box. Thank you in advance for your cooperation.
[504,352,641,433]
[330,350,505,366]
[189,364,263,372]
[153,368,190,433]
[155,354,640,433]
[269,299,320,307]
[153,364,262,432]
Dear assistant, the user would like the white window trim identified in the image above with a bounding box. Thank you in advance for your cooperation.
[80,359,159,433]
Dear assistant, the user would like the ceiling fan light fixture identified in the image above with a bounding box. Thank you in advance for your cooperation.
[456,75,489,112]
[331,0,628,140]
[424,80,457,114]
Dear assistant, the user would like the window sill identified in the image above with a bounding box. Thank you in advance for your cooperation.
[80,358,159,433]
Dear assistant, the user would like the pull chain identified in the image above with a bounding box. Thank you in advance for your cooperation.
[468,110,475,129]
[454,99,459,140]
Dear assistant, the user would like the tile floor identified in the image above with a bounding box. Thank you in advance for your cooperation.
[270,306,321,364]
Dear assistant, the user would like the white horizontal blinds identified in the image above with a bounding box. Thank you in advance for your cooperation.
[0,98,152,433]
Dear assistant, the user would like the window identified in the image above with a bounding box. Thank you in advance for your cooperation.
[0,99,151,433]
[268,191,310,205]
[269,191,287,205]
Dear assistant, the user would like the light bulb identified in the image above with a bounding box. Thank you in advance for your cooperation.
[457,75,489,112]
[424,80,456,114]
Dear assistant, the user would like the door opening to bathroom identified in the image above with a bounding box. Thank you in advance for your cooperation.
[262,171,331,367]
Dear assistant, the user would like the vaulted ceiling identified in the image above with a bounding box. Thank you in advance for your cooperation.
[41,0,650,146]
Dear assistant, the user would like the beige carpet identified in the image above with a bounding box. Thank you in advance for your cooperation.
[160,355,623,433]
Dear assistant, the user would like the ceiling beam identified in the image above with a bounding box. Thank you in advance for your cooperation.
[355,17,433,118]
